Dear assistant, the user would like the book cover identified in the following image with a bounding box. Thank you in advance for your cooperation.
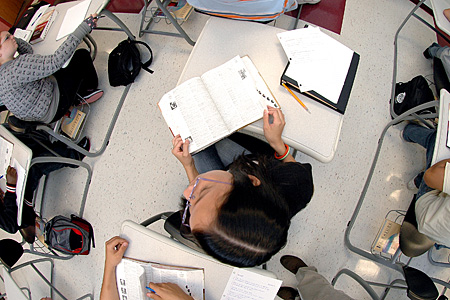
[61,108,86,139]
[30,8,58,44]
[371,219,401,257]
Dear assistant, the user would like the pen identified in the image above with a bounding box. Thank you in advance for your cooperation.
[0,175,3,180]
[94,16,105,20]
[31,13,42,26]
[146,286,157,294]
[282,83,311,114]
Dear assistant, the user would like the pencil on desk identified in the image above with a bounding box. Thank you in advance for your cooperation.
[282,83,311,114]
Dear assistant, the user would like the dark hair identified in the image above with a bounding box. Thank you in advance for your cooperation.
[192,154,291,267]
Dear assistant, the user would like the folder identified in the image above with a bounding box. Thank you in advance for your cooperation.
[281,52,360,115]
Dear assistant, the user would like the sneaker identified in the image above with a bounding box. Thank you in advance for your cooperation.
[407,176,419,192]
[277,287,300,300]
[76,136,91,160]
[82,89,104,104]
[280,255,308,274]
[423,42,440,59]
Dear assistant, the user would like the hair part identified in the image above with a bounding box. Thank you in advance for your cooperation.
[193,154,291,267]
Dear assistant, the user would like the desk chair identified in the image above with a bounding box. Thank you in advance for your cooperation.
[390,0,450,120]
[399,195,450,268]
[332,267,442,300]
[3,126,93,260]
[0,239,93,300]
[139,0,196,46]
[343,101,450,294]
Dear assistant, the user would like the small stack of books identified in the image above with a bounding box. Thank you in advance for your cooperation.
[61,107,86,139]
[154,0,194,22]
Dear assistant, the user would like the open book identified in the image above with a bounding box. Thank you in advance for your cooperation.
[158,55,278,154]
[116,258,205,300]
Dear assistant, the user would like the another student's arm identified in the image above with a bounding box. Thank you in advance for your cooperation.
[263,107,296,163]
[100,236,129,300]
[0,166,19,234]
[172,135,199,182]
[423,159,450,191]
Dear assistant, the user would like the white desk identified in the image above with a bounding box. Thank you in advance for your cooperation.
[0,125,32,226]
[120,220,276,300]
[430,0,450,36]
[178,17,345,163]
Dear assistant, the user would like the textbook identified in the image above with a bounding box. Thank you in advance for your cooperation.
[61,108,86,139]
[154,0,194,21]
[116,258,205,300]
[30,8,58,44]
[278,26,360,114]
[158,55,278,154]
[371,219,401,258]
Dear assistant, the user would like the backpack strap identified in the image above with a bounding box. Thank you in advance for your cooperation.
[130,40,154,74]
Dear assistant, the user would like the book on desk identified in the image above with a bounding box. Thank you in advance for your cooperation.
[116,257,205,300]
[278,26,360,114]
[158,55,279,154]
[29,8,58,44]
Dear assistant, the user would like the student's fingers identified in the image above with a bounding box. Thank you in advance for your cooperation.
[147,292,162,300]
[182,139,190,157]
[172,135,181,147]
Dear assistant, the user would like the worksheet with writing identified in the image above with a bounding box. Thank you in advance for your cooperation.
[221,268,282,300]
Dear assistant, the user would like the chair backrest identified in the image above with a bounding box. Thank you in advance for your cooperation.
[2,266,29,300]
[0,239,24,269]
[399,221,435,257]
[187,0,298,22]
[164,211,206,254]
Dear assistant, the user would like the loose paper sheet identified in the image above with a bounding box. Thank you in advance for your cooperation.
[0,137,13,175]
[221,268,282,300]
[56,0,92,40]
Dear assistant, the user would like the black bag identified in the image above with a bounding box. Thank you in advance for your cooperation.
[44,214,95,255]
[108,39,154,87]
[392,75,436,118]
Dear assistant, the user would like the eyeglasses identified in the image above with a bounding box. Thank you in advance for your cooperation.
[1,33,12,46]
[181,177,232,228]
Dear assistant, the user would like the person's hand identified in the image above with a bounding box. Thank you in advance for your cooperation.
[444,9,450,22]
[263,106,286,154]
[147,282,194,300]
[171,135,194,168]
[84,14,98,29]
[104,236,128,270]
[6,166,17,185]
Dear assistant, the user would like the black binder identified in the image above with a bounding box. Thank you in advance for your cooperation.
[280,51,360,115]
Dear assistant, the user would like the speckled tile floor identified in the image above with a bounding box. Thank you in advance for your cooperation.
[2,0,450,299]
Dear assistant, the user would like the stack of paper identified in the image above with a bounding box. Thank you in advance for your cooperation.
[277,26,354,104]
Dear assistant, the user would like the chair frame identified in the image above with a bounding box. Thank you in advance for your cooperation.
[2,257,93,300]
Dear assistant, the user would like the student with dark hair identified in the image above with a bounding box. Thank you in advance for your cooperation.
[171,106,314,267]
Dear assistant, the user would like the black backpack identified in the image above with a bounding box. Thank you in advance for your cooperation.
[44,214,95,255]
[108,39,154,87]
[391,75,436,118]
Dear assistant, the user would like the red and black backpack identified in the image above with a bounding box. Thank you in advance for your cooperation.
[44,214,95,255]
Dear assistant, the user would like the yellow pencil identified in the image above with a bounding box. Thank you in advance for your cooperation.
[282,83,311,114]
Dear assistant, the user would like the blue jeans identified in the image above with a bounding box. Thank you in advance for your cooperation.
[402,123,436,198]
[193,138,251,174]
